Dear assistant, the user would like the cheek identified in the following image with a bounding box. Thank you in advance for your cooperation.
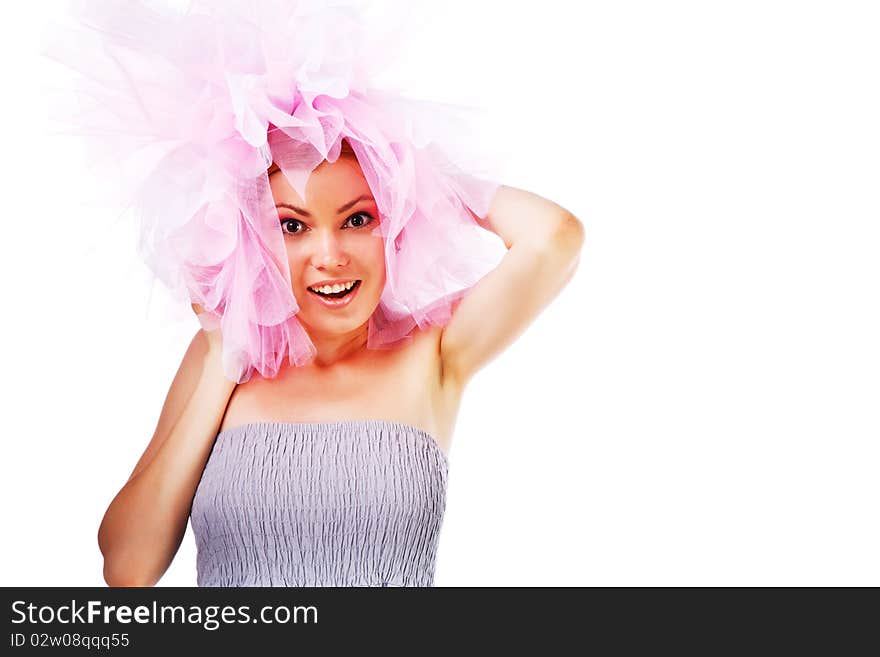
[350,235,386,271]
[283,247,309,288]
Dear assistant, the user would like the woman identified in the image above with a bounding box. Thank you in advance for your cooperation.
[46,0,583,586]
[96,138,583,587]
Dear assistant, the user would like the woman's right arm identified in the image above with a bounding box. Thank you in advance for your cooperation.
[97,322,237,587]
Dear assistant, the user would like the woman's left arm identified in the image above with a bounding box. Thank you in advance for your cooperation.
[440,184,585,386]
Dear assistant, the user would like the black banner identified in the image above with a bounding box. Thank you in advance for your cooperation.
[2,587,874,653]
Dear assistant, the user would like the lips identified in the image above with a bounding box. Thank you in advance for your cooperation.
[308,280,360,297]
[306,279,362,308]
[307,278,360,291]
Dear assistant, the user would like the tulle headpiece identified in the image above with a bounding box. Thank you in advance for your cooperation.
[42,0,504,382]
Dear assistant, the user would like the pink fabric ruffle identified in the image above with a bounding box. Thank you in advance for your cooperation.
[42,0,505,382]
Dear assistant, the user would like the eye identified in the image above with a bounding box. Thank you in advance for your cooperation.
[344,212,374,229]
[279,212,375,236]
[280,218,306,235]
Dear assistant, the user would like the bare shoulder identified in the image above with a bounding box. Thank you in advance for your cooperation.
[405,322,463,402]
[412,322,466,448]
[392,322,442,384]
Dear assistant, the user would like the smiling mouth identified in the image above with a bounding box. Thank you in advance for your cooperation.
[307,280,361,299]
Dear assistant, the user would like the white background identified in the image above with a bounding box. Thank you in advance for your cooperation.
[2,0,878,586]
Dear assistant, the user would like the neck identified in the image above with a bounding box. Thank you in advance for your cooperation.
[304,322,370,368]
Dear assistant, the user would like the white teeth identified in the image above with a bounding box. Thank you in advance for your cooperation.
[309,280,357,294]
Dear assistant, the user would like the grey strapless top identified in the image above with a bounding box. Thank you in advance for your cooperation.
[189,419,449,587]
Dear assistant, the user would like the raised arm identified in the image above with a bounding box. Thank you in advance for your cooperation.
[98,326,237,586]
[439,184,585,386]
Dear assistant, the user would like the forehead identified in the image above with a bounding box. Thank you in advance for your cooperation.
[269,156,372,209]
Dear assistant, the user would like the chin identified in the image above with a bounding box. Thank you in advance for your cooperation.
[300,312,368,333]
[295,292,381,334]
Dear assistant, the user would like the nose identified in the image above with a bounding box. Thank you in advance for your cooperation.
[309,229,350,269]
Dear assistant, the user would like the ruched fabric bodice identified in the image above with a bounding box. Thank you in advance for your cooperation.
[189,419,449,587]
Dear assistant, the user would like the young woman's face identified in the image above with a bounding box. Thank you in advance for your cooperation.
[269,154,386,336]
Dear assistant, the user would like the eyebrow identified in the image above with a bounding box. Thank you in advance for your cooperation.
[275,195,374,217]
